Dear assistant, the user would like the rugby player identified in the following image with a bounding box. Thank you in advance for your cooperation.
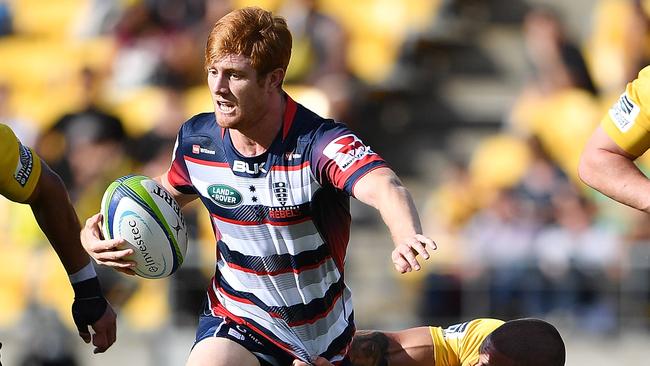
[0,123,116,353]
[580,66,650,211]
[80,6,435,366]
[292,318,566,366]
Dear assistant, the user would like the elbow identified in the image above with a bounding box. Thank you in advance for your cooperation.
[577,149,602,190]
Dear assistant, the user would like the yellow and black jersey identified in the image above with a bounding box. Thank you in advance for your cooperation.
[0,123,41,202]
[602,66,650,156]
[430,318,504,366]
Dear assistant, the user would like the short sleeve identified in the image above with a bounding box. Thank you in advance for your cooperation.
[601,66,650,156]
[310,123,387,196]
[0,124,42,203]
[165,128,195,194]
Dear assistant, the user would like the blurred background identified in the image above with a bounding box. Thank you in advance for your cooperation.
[0,0,648,364]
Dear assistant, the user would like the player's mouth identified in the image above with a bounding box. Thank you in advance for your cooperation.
[217,101,236,114]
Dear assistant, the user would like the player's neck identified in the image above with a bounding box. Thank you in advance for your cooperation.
[230,93,285,157]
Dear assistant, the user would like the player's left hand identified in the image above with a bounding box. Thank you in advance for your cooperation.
[73,297,117,353]
[292,357,334,366]
[391,234,436,273]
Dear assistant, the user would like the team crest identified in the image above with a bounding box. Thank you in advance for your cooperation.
[273,182,288,206]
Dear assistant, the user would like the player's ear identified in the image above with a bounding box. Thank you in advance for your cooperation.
[267,68,285,89]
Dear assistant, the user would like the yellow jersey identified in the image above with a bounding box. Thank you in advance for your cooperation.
[602,66,650,157]
[0,123,41,202]
[430,318,504,366]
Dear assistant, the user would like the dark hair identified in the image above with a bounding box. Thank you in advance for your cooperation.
[479,319,566,366]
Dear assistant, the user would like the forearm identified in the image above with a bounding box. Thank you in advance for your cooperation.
[350,328,434,366]
[30,168,90,274]
[375,182,423,244]
[579,147,650,212]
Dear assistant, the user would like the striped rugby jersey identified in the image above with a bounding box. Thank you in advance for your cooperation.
[167,96,387,362]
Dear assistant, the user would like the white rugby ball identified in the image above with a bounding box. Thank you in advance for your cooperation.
[100,175,187,279]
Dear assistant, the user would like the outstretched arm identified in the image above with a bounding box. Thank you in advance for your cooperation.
[579,126,650,212]
[353,167,436,273]
[292,327,435,366]
[27,161,117,353]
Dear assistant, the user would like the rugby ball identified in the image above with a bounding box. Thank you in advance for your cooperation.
[100,175,187,279]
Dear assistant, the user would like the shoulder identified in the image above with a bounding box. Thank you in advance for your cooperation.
[179,112,217,136]
[0,123,19,169]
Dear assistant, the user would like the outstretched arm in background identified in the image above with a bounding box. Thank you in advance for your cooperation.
[579,126,650,212]
[353,167,436,273]
[27,162,117,353]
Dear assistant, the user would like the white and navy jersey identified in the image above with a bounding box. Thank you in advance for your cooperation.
[167,97,387,361]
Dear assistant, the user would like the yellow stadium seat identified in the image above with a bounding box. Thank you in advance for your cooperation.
[184,86,214,118]
[469,134,532,192]
[112,86,169,137]
[122,279,170,331]
[11,0,88,39]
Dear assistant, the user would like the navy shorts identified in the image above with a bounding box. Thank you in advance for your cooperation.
[194,310,299,366]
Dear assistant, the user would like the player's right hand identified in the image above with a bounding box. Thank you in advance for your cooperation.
[81,213,136,275]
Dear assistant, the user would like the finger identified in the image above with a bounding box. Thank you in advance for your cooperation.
[92,329,109,354]
[314,357,334,366]
[415,234,437,251]
[409,240,429,260]
[95,247,134,259]
[115,267,137,276]
[78,329,91,344]
[402,246,421,271]
[392,254,410,273]
[90,238,128,253]
[292,361,308,366]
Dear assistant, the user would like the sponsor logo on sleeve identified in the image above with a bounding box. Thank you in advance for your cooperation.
[443,321,470,339]
[609,92,640,133]
[322,134,374,171]
[13,143,34,187]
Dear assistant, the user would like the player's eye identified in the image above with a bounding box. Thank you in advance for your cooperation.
[208,68,218,76]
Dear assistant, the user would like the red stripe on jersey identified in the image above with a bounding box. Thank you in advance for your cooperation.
[185,155,229,167]
[329,155,384,190]
[282,97,298,141]
[208,293,303,359]
[271,160,310,171]
[287,290,343,327]
[211,213,313,227]
[167,160,192,187]
[224,256,331,276]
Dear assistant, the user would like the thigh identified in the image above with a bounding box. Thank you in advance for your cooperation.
[186,337,260,366]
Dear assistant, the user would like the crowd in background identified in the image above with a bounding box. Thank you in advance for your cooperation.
[0,0,649,364]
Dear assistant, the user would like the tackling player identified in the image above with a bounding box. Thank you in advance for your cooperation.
[292,318,566,366]
[0,123,116,353]
[80,6,435,366]
[580,65,650,211]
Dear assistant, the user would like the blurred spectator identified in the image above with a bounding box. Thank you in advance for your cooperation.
[586,0,650,98]
[281,0,348,85]
[533,191,622,333]
[0,82,37,146]
[0,0,12,36]
[37,67,124,191]
[462,189,540,318]
[508,6,600,183]
[111,0,205,90]
[513,136,572,225]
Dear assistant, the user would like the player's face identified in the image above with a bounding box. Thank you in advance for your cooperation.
[207,54,270,131]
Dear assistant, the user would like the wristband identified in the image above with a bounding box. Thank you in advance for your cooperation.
[71,276,103,299]
[68,262,97,284]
